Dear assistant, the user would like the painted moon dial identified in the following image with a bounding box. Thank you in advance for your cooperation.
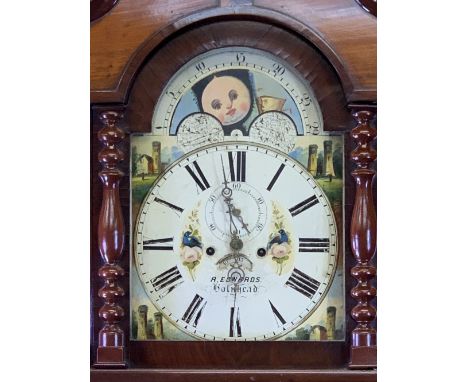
[134,142,337,340]
[152,47,323,153]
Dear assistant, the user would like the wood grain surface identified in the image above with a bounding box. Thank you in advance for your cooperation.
[91,0,120,22]
[348,106,377,368]
[90,0,376,103]
[90,0,377,376]
[95,110,127,367]
[91,368,377,382]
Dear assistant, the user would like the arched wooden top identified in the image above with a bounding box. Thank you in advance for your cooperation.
[91,0,376,104]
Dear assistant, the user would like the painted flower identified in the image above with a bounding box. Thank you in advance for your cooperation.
[180,245,202,281]
[181,245,202,263]
[268,242,290,276]
[268,243,291,259]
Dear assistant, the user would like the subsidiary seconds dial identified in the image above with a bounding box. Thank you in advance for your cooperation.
[134,142,337,341]
[205,181,267,241]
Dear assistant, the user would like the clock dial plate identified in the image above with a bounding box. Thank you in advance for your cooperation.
[134,143,338,341]
[130,45,345,342]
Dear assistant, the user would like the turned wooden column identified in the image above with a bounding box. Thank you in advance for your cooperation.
[348,105,377,369]
[95,111,126,367]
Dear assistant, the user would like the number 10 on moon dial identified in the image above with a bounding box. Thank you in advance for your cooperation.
[134,142,338,340]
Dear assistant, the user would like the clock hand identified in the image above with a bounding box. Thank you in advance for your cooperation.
[231,206,251,234]
[224,191,241,240]
[220,156,241,242]
[220,155,251,236]
[226,202,240,238]
[215,189,243,268]
[220,155,230,193]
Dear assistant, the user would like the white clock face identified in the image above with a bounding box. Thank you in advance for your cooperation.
[152,47,323,153]
[134,142,338,340]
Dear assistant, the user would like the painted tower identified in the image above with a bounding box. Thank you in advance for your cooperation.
[137,305,148,340]
[310,325,327,341]
[307,144,318,176]
[153,312,164,339]
[152,141,161,175]
[326,306,337,340]
[323,140,336,177]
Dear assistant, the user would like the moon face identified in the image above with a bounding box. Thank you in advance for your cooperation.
[201,76,252,126]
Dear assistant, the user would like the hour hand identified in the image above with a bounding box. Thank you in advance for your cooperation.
[231,206,250,234]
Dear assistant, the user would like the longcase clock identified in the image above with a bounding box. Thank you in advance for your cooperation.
[90,1,377,381]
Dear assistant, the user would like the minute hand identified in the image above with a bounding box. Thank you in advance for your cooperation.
[220,156,240,239]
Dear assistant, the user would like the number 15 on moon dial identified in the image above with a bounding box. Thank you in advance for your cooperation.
[134,142,338,340]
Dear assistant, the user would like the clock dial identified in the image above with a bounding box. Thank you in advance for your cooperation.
[134,142,338,340]
[152,47,323,153]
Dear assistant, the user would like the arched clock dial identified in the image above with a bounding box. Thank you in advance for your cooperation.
[152,47,323,153]
[134,142,338,341]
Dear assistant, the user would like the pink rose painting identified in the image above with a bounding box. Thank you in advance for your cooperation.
[180,208,203,280]
[181,243,202,281]
[267,228,291,275]
[269,242,291,259]
[181,245,202,263]
[268,202,292,275]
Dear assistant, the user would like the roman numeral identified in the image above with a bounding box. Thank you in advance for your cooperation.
[185,160,210,191]
[228,151,246,182]
[150,266,183,297]
[285,268,320,299]
[289,195,319,217]
[181,294,206,327]
[269,300,286,326]
[154,197,184,213]
[298,238,330,253]
[143,237,174,251]
[229,307,242,337]
[267,163,285,191]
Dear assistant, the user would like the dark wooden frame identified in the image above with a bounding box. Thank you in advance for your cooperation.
[91,0,120,23]
[91,17,376,381]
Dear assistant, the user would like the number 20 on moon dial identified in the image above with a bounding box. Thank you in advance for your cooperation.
[134,142,338,340]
